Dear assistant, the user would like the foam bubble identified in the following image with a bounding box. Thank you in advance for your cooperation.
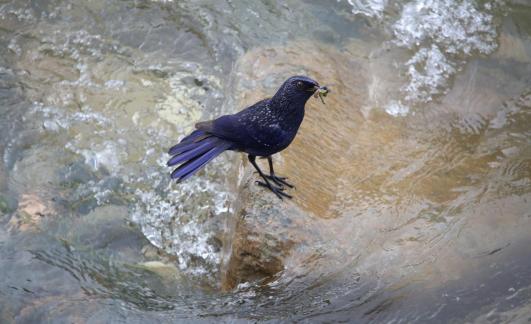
[347,0,501,114]
[385,100,409,116]
[346,0,388,18]
[403,44,456,102]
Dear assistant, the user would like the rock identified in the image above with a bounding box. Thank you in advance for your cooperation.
[7,194,55,233]
[136,261,180,280]
[222,177,327,289]
[222,41,373,289]
[141,243,179,265]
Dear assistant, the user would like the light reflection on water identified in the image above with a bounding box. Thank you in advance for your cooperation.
[0,0,530,322]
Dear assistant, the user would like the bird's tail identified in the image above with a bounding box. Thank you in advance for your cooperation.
[167,130,232,182]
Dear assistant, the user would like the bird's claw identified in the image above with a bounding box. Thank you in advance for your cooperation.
[255,181,285,191]
[266,174,294,188]
[253,172,295,188]
[256,181,292,200]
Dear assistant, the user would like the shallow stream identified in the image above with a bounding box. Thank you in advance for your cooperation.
[1,0,530,322]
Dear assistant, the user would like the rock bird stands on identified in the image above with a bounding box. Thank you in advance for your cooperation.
[167,76,329,199]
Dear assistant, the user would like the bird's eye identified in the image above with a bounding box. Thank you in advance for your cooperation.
[296,81,304,89]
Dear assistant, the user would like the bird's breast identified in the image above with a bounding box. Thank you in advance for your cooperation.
[238,102,305,155]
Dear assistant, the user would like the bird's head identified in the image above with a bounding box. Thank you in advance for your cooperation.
[275,76,329,105]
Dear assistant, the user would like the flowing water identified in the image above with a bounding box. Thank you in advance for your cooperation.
[1,0,530,322]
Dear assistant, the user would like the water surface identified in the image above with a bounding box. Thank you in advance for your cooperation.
[1,0,530,322]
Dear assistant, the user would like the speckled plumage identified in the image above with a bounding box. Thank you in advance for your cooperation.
[167,75,325,199]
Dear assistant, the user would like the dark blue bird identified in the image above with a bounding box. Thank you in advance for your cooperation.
[167,75,329,199]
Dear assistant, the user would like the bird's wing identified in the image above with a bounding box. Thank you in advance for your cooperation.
[195,99,271,146]
[195,115,247,145]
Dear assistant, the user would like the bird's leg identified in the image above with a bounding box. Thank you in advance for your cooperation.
[248,155,292,200]
[265,156,294,188]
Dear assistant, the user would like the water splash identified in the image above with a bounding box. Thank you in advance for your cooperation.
[393,0,499,103]
[403,44,457,102]
[346,0,388,18]
[2,0,236,283]
[384,100,409,116]
[347,0,501,113]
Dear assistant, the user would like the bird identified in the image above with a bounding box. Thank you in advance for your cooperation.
[167,75,329,200]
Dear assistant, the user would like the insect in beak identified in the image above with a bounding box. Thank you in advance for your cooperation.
[313,86,330,104]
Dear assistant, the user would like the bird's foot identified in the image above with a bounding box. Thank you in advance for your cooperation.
[255,181,293,200]
[266,174,294,188]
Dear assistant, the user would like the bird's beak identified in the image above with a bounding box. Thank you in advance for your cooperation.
[312,85,330,104]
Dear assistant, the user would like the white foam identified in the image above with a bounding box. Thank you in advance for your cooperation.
[347,0,500,114]
[393,0,497,55]
[403,44,456,102]
[346,0,388,18]
[31,102,110,131]
[385,100,409,117]
[104,79,125,89]
[131,172,231,276]
[394,0,499,105]
[69,141,122,172]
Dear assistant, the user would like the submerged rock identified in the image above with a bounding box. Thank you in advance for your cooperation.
[136,261,181,280]
[7,193,55,233]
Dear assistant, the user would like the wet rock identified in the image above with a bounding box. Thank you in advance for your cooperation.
[223,178,326,289]
[141,244,160,259]
[222,41,370,288]
[141,243,179,264]
[137,261,180,280]
[7,194,55,233]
